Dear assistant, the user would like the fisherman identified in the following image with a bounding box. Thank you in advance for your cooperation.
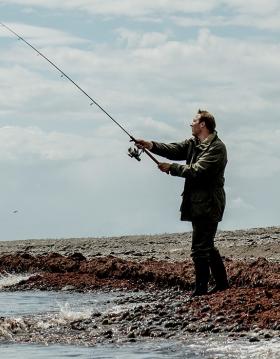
[136,110,229,296]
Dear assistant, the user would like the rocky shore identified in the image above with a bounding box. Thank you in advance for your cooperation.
[0,226,279,346]
[0,226,279,262]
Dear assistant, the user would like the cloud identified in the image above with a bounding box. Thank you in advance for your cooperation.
[0,0,219,17]
[224,0,280,16]
[116,28,169,48]
[2,23,280,139]
[226,128,280,179]
[0,126,122,163]
[170,1,280,31]
[3,0,279,18]
[228,196,255,210]
[20,7,36,14]
[0,22,88,46]
[1,0,280,26]
[0,64,85,115]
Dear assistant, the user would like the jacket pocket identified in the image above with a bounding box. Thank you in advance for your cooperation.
[190,190,213,218]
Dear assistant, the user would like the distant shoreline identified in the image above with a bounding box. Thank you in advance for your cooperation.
[0,225,279,262]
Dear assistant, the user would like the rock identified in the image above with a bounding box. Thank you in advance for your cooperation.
[199,324,214,332]
[102,329,113,338]
[164,321,179,328]
[249,336,260,342]
[140,328,151,337]
[102,319,110,325]
[61,285,76,291]
[201,305,211,313]
[170,301,182,309]
[70,321,86,331]
[183,324,197,332]
[70,252,86,261]
[215,316,226,323]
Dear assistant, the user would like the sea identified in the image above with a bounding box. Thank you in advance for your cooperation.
[0,273,279,359]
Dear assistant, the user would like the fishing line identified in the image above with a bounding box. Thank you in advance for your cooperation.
[0,22,159,165]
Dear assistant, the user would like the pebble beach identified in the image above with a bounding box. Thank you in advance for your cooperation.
[0,226,279,347]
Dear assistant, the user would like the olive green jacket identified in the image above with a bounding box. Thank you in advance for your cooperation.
[151,131,227,222]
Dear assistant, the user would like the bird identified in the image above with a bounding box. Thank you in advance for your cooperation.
[12,210,18,213]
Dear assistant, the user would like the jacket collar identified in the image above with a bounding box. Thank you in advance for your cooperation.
[194,131,218,151]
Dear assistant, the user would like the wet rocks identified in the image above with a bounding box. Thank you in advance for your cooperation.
[0,249,279,346]
[0,285,279,347]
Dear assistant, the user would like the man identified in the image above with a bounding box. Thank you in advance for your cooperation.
[136,109,229,296]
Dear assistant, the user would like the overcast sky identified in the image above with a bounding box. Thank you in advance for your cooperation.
[0,1,279,241]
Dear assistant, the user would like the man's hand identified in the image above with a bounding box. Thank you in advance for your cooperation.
[135,139,153,151]
[158,162,171,174]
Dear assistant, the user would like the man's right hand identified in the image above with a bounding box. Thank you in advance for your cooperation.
[135,139,153,151]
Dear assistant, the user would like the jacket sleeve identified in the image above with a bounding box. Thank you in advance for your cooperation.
[169,142,227,180]
[151,140,190,161]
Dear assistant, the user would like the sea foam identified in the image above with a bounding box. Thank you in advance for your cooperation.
[0,272,32,289]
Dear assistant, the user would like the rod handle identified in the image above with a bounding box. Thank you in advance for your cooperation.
[142,148,160,165]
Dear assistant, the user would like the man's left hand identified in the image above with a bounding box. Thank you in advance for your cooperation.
[158,162,171,174]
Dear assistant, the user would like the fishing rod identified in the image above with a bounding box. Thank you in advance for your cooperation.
[0,22,159,165]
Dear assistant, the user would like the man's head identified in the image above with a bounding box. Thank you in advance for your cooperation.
[190,109,216,139]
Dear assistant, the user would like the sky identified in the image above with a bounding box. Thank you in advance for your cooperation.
[0,1,279,241]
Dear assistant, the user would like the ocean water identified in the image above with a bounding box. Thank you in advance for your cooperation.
[0,274,279,359]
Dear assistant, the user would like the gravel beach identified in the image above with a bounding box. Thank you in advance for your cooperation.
[0,226,279,347]
[0,226,279,262]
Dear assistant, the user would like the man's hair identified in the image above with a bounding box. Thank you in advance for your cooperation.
[198,109,216,133]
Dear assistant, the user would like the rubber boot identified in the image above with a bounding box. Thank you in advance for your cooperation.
[191,259,210,297]
[208,249,229,294]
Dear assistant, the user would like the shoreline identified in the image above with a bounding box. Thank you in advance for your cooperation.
[0,225,279,262]
[0,226,279,346]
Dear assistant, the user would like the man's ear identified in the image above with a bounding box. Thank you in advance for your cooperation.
[200,121,205,128]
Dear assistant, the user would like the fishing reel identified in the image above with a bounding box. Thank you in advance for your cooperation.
[128,145,143,161]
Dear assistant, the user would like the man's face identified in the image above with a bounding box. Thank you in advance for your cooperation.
[190,114,203,136]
